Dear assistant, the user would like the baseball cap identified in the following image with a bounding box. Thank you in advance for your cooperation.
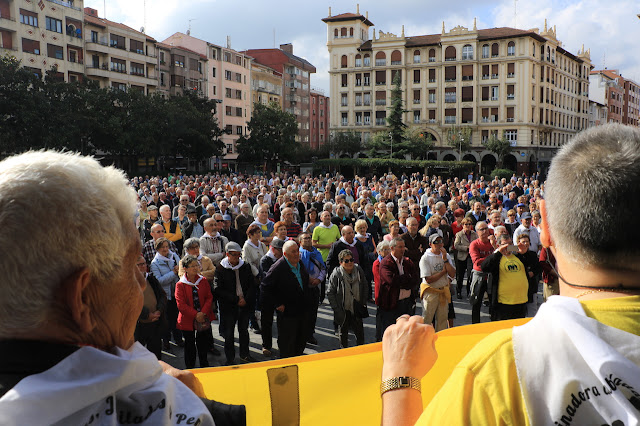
[225,242,242,253]
[429,234,443,244]
[270,238,285,249]
[222,214,232,221]
[520,212,532,220]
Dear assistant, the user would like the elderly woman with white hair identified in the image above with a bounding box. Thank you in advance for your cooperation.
[151,237,183,349]
[0,151,247,425]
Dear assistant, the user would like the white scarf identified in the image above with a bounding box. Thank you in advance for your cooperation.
[0,343,213,425]
[247,239,261,250]
[513,296,640,425]
[317,222,334,229]
[152,251,177,265]
[201,231,221,239]
[220,257,245,271]
[339,236,357,247]
[355,233,370,240]
[179,273,204,289]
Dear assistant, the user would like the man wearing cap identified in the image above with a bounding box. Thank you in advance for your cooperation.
[258,238,284,356]
[141,205,160,242]
[200,216,229,268]
[419,234,456,332]
[262,240,312,358]
[183,207,204,240]
[213,242,257,365]
[220,214,240,244]
[515,203,527,222]
[513,212,541,254]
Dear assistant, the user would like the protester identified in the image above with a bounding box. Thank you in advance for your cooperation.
[452,218,476,299]
[419,234,455,331]
[150,237,183,350]
[135,255,166,360]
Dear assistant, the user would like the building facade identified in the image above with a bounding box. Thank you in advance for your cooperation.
[163,32,253,168]
[0,0,85,82]
[244,44,316,147]
[323,9,592,175]
[83,8,158,94]
[156,42,207,98]
[310,88,329,150]
[250,61,283,107]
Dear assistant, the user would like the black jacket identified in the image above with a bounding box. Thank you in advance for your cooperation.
[326,239,366,280]
[358,214,383,242]
[262,257,312,317]
[213,262,256,311]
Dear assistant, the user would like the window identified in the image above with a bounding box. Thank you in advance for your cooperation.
[507,85,515,100]
[21,38,40,55]
[341,55,347,68]
[375,111,386,126]
[507,107,515,122]
[225,88,232,98]
[355,73,362,86]
[462,86,473,102]
[461,108,473,123]
[413,89,421,104]
[375,52,386,66]
[507,41,515,56]
[428,68,436,83]
[355,112,362,125]
[334,28,338,38]
[20,9,38,27]
[505,129,517,145]
[227,144,233,154]
[130,39,144,54]
[444,66,456,82]
[428,109,436,123]
[375,90,386,105]
[391,50,402,65]
[462,65,473,81]
[224,52,231,62]
[341,93,348,107]
[340,27,347,38]
[507,63,515,78]
[375,70,386,86]
[462,44,473,60]
[428,90,436,103]
[174,55,185,67]
[236,126,243,135]
[445,108,456,123]
[482,44,489,59]
[47,43,63,60]
[91,31,98,43]
[225,70,232,80]
[111,82,127,92]
[355,93,362,106]
[413,50,420,64]
[445,46,456,61]
[355,54,362,67]
[110,34,125,49]
[413,69,420,84]
[363,73,370,86]
[491,64,499,79]
[236,107,242,117]
[363,92,371,106]
[341,112,348,126]
[225,106,232,116]
[445,87,456,103]
[130,62,144,76]
[491,86,499,101]
[363,54,370,66]
[391,69,401,84]
[428,49,436,62]
[341,73,348,87]
[212,67,216,78]
[46,17,62,33]
[363,112,371,125]
[491,43,499,57]
[235,89,242,100]
[171,75,184,88]
[482,86,490,101]
[160,72,165,86]
[413,110,420,124]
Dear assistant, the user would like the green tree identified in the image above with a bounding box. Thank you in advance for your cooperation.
[322,131,362,158]
[387,72,407,151]
[398,127,434,160]
[485,134,513,168]
[236,101,298,170]
[445,125,472,159]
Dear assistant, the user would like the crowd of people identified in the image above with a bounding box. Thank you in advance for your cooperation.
[0,124,638,426]
[133,152,552,363]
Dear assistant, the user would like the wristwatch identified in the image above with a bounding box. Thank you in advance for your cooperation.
[380,376,421,396]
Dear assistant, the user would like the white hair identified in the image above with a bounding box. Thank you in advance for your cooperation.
[0,151,137,337]
[283,240,299,254]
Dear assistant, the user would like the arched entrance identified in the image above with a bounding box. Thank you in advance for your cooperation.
[443,154,456,162]
[503,154,517,172]
[481,154,497,175]
[427,152,438,161]
[462,154,476,162]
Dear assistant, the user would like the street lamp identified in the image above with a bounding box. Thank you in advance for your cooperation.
[389,131,393,159]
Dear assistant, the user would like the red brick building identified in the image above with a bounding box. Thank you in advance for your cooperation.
[244,44,316,147]
[310,88,329,149]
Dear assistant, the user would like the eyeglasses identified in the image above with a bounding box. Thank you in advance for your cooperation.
[342,258,354,263]
[216,219,224,222]
[463,223,473,226]
[508,214,515,217]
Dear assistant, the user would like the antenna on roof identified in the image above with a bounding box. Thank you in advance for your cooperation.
[143,0,146,35]
[514,0,518,29]
[188,19,196,36]
[103,0,106,19]
[273,28,276,48]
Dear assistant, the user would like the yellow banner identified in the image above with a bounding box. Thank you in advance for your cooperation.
[194,319,529,425]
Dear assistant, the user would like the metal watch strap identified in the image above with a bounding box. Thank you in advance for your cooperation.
[380,376,421,396]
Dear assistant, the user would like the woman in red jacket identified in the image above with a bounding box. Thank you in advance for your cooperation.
[175,254,215,368]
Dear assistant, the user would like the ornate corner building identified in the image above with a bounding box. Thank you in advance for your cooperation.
[322,8,592,175]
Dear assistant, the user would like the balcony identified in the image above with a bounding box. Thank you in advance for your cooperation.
[429,57,435,62]
[428,119,436,123]
[375,60,386,66]
[375,118,386,126]
[481,117,489,122]
[413,118,421,124]
[0,15,17,32]
[490,97,498,101]
[507,94,515,100]
[482,75,489,80]
[462,76,473,81]
[491,74,498,79]
[375,99,386,106]
[445,78,456,82]
[413,99,420,104]
[445,57,456,62]
[507,73,515,78]
[376,81,386,86]
[85,65,110,79]
[428,79,436,83]
[444,116,456,124]
[507,118,515,122]
[46,0,81,11]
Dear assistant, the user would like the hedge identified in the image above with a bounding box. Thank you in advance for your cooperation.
[315,158,475,170]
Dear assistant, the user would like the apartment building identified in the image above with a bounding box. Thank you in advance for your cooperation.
[0,0,85,82]
[589,69,640,127]
[323,8,592,175]
[156,42,207,98]
[163,32,252,169]
[83,8,157,94]
[310,88,329,149]
[244,44,316,147]
[250,61,283,108]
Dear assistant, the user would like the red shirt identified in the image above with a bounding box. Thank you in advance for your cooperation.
[451,221,463,236]
[469,239,494,272]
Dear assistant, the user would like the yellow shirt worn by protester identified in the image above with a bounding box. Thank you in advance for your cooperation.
[498,255,528,305]
[312,225,341,262]
[416,296,640,425]
[163,220,182,243]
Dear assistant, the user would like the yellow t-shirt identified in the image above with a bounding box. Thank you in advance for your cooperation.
[498,255,528,305]
[416,296,640,425]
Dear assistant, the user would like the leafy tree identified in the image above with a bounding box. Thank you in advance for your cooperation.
[445,125,472,159]
[321,131,362,158]
[485,134,513,168]
[399,127,434,160]
[387,72,407,149]
[236,101,298,170]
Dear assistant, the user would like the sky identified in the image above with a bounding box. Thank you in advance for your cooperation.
[84,0,640,94]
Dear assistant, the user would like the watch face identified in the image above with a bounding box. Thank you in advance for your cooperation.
[399,377,410,386]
